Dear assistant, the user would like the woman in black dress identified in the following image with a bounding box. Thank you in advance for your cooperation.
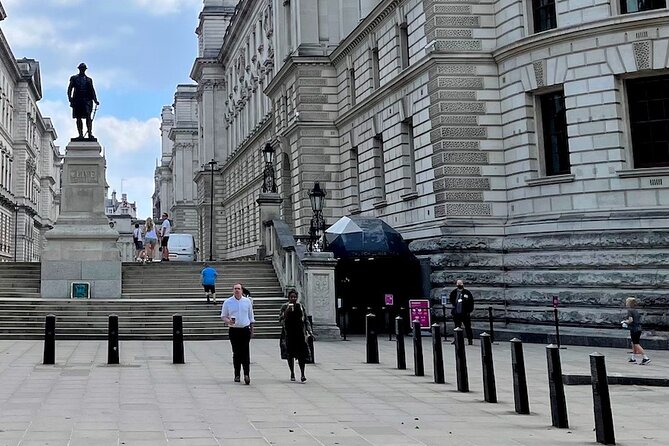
[279,289,312,382]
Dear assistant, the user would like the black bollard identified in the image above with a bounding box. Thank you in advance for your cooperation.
[395,316,406,370]
[480,332,497,403]
[510,338,530,414]
[488,306,495,343]
[365,313,379,364]
[412,320,424,376]
[590,353,615,445]
[307,315,315,364]
[431,323,445,384]
[385,307,392,341]
[341,309,348,341]
[108,314,119,365]
[173,314,185,364]
[43,314,56,365]
[554,308,561,348]
[454,327,469,392]
[546,344,568,428]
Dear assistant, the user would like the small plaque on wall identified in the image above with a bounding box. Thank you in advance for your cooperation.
[71,282,90,299]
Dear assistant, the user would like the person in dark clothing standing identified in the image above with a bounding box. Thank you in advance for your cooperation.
[279,289,312,382]
[622,297,650,365]
[449,279,474,345]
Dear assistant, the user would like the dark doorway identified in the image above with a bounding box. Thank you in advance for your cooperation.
[335,255,422,335]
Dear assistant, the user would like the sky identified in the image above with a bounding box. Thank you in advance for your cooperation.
[1,0,204,218]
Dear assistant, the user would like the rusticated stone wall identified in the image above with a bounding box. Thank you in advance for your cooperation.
[411,230,669,330]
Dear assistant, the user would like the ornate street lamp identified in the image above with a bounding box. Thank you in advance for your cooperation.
[308,182,326,252]
[261,142,277,193]
[206,159,218,261]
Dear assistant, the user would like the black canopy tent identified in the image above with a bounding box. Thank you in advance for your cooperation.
[325,216,422,333]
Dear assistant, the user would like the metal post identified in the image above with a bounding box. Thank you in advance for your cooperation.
[488,306,495,343]
[480,332,497,403]
[173,314,184,364]
[454,327,469,392]
[306,315,315,364]
[442,303,448,342]
[395,316,406,370]
[511,338,530,414]
[431,323,445,384]
[546,344,569,428]
[342,309,348,341]
[554,308,561,349]
[412,320,424,376]
[207,159,217,261]
[108,314,119,365]
[43,314,56,365]
[385,306,392,341]
[365,313,379,364]
[590,352,615,445]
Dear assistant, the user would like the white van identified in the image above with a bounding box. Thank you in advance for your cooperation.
[167,234,197,262]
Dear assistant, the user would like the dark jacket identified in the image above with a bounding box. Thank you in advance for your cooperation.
[449,287,474,315]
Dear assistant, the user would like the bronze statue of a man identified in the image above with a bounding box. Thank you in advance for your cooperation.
[67,63,99,140]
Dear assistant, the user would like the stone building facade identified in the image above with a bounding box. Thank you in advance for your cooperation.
[155,86,200,236]
[0,6,61,262]
[159,0,669,329]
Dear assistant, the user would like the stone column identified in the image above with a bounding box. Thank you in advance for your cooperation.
[41,140,121,298]
[256,192,282,258]
[302,252,340,340]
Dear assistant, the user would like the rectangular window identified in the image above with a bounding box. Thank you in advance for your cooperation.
[373,134,386,203]
[371,47,380,89]
[627,74,669,168]
[402,118,417,194]
[621,0,666,13]
[539,90,570,176]
[351,147,361,207]
[532,0,557,33]
[399,22,409,69]
[349,68,357,107]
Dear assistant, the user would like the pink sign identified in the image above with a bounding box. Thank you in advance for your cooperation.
[384,294,394,306]
[409,299,431,329]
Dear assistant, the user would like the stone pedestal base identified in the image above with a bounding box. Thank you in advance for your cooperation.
[41,140,121,298]
[302,252,340,340]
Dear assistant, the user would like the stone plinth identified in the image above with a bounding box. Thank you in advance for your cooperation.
[41,140,121,298]
[302,252,340,340]
[257,192,282,258]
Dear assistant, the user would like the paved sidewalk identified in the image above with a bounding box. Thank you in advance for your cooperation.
[0,337,666,446]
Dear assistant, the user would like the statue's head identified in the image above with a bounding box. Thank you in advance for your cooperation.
[78,63,87,72]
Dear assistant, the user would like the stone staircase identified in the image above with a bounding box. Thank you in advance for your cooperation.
[0,262,40,298]
[0,261,284,340]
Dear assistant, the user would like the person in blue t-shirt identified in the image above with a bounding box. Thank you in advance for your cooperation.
[201,263,218,304]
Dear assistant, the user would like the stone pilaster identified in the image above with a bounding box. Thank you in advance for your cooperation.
[302,252,340,340]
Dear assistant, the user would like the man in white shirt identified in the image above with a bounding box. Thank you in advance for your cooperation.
[221,283,256,384]
[160,212,171,261]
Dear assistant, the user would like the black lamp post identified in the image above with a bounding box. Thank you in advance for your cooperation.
[206,159,218,261]
[262,142,277,193]
[308,182,326,252]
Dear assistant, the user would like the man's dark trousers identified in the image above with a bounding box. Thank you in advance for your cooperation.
[229,326,251,377]
[453,313,473,343]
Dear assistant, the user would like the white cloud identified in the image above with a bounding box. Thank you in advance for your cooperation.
[131,0,202,15]
[2,16,104,56]
[96,116,161,155]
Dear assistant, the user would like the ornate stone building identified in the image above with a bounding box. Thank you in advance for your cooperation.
[0,5,61,262]
[159,0,669,329]
[154,87,200,235]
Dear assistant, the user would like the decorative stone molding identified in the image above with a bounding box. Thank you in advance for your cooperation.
[533,60,546,88]
[633,40,651,70]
